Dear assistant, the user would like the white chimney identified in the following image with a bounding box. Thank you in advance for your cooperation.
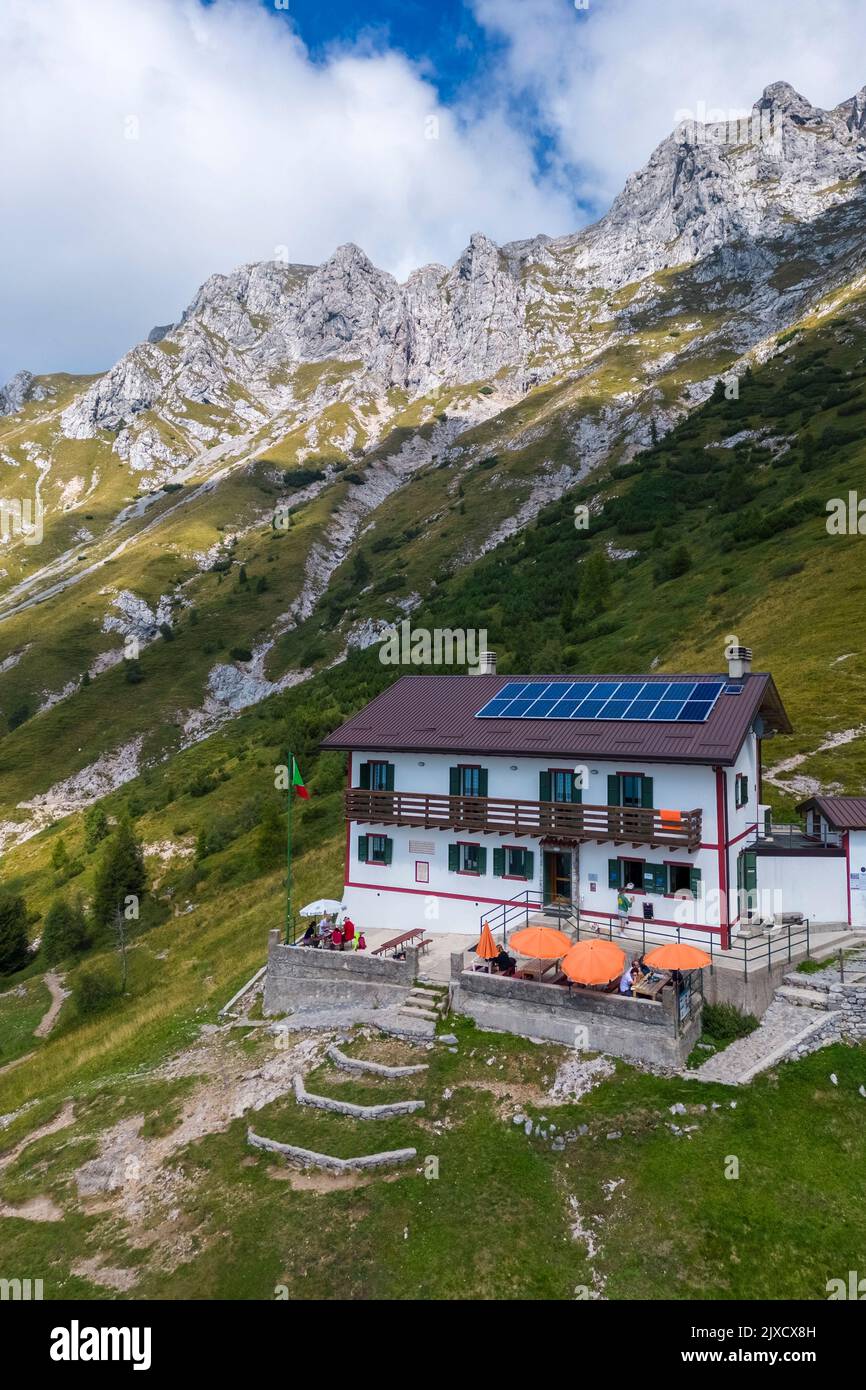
[474,650,497,675]
[726,645,752,679]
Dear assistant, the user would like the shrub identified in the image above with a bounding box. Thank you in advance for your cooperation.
[230,647,253,663]
[83,804,110,852]
[701,1001,758,1042]
[8,703,31,731]
[74,966,118,1015]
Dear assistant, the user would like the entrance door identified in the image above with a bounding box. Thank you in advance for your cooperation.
[544,850,572,904]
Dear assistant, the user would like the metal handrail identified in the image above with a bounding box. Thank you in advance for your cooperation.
[574,913,811,977]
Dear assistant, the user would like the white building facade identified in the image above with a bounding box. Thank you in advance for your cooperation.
[322,665,800,942]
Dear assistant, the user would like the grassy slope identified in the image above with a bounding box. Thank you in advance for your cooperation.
[2,259,866,1300]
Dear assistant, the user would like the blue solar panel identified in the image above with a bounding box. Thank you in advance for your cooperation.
[475,679,725,723]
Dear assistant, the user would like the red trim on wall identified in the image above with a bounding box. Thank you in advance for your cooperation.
[346,879,530,908]
[845,831,852,926]
[715,767,730,949]
[579,906,722,936]
[344,753,352,885]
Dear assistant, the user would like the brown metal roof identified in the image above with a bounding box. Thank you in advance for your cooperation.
[796,796,866,830]
[321,671,792,766]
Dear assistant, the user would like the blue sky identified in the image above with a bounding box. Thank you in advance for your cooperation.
[3,0,866,381]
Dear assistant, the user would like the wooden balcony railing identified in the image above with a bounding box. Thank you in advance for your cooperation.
[345,789,702,851]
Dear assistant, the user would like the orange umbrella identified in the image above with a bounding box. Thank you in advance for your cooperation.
[475,921,499,960]
[509,925,573,959]
[561,939,626,986]
[644,943,711,970]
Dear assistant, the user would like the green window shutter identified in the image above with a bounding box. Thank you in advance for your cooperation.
[477,847,487,875]
[608,858,621,889]
[539,770,552,802]
[385,763,395,791]
[358,834,369,862]
[689,866,702,898]
[493,847,505,877]
[448,844,459,872]
[359,763,371,790]
[478,768,488,797]
[641,776,654,809]
[449,767,460,796]
[654,864,667,894]
[574,780,582,804]
[743,852,757,893]
[383,837,393,866]
[644,863,665,894]
[607,774,621,806]
[524,850,534,880]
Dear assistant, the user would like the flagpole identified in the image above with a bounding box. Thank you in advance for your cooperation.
[285,750,293,944]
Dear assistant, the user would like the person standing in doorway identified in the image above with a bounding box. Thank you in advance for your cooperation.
[617,883,634,934]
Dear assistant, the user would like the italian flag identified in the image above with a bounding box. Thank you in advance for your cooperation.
[291,757,309,799]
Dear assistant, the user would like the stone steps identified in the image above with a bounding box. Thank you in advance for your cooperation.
[775,985,831,1010]
[398,1005,440,1023]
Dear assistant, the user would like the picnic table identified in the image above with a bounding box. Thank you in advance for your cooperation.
[631,969,671,1000]
[372,928,425,958]
[515,958,560,982]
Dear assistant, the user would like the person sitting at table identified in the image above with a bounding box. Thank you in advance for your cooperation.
[635,953,651,976]
[494,948,517,976]
[331,922,344,951]
[301,923,316,946]
[316,916,331,944]
[342,916,356,948]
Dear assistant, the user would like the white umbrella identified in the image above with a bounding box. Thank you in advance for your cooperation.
[299,898,345,918]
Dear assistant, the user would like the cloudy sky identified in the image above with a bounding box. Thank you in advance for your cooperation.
[3,0,866,383]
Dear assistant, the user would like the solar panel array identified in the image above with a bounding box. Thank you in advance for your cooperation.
[475,679,727,724]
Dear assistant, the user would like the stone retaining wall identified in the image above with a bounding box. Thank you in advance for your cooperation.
[292,1073,425,1118]
[326,1044,428,1078]
[263,929,418,1015]
[780,982,866,1061]
[247,1128,417,1172]
[451,955,700,1068]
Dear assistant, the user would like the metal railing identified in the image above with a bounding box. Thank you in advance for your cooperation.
[347,788,702,850]
[576,913,811,978]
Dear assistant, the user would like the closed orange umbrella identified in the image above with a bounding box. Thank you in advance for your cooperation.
[644,943,711,970]
[561,939,626,985]
[475,921,499,960]
[509,925,573,959]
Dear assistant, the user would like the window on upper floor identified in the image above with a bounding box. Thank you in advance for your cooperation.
[359,760,394,792]
[607,773,654,808]
[735,773,749,809]
[450,765,488,798]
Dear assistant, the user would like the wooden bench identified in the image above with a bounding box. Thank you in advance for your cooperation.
[372,929,424,958]
[416,938,432,956]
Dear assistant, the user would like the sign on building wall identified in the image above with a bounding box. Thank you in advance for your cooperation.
[409,840,435,854]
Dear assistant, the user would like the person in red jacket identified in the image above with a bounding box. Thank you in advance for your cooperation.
[330,922,344,951]
[356,931,367,952]
[342,916,356,948]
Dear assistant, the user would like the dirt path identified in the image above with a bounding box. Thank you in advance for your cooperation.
[34,972,69,1038]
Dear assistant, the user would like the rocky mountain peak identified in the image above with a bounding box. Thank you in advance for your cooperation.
[757,80,816,120]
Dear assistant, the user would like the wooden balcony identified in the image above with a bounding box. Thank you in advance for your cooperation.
[345,789,702,851]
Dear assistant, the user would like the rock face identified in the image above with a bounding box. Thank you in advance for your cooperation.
[55,80,866,462]
[0,369,47,415]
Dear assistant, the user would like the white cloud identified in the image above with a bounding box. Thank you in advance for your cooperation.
[471,0,866,206]
[0,0,575,380]
[4,0,866,383]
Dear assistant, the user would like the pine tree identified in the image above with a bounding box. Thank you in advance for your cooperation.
[255,797,285,872]
[577,551,612,613]
[0,888,30,975]
[41,896,89,965]
[91,818,146,928]
[83,804,110,853]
